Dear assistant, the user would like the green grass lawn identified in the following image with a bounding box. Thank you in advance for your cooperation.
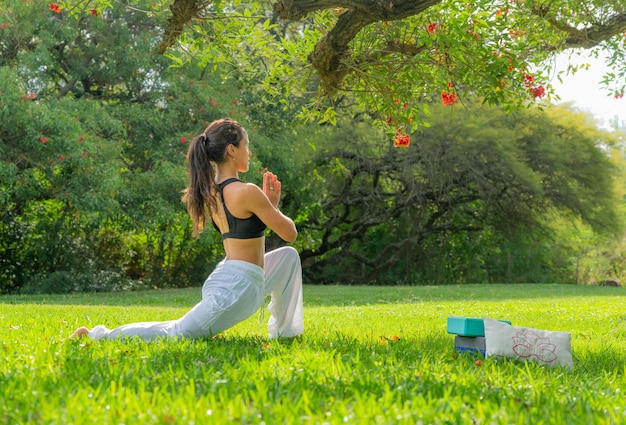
[1,284,624,424]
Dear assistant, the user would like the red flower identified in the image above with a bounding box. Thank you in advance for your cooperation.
[39,137,49,144]
[393,131,410,148]
[441,91,457,106]
[58,155,66,161]
[529,85,546,99]
[49,3,62,13]
[427,23,439,35]
[88,9,98,17]
[524,74,534,84]
[179,136,188,144]
[77,135,85,143]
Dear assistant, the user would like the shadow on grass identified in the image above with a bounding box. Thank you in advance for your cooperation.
[2,283,623,308]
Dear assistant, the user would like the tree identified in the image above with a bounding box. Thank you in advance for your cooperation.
[59,0,626,131]
[296,102,622,283]
[0,0,232,292]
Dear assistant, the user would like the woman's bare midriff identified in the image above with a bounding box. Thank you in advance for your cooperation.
[222,237,265,268]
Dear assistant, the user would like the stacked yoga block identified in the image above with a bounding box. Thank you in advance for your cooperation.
[447,316,511,355]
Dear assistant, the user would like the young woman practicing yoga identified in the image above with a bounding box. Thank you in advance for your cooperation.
[71,118,303,340]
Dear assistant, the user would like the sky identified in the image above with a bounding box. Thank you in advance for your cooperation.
[549,52,625,130]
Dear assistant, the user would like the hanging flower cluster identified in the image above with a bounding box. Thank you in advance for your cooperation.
[524,74,546,99]
[427,23,440,35]
[441,83,457,106]
[393,129,410,148]
[441,91,457,106]
[529,85,546,99]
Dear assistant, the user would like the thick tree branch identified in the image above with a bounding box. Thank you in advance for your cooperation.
[561,13,626,48]
[531,6,626,49]
[307,10,371,92]
[157,0,209,54]
[285,1,440,92]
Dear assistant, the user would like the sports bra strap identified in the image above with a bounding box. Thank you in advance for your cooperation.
[212,178,267,240]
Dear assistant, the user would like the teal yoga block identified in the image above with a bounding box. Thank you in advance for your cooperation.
[447,316,511,337]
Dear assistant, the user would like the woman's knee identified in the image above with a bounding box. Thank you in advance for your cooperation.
[280,246,300,267]
[269,246,299,262]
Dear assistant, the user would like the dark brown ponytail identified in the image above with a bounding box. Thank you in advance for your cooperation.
[182,118,244,237]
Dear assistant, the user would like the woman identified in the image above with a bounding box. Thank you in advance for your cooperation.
[71,118,303,340]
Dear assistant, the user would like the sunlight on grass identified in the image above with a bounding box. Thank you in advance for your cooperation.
[1,284,624,424]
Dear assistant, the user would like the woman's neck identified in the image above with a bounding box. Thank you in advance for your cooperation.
[216,165,239,183]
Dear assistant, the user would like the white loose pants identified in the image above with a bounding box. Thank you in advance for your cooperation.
[87,246,303,341]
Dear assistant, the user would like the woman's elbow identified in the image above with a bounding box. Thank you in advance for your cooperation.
[271,216,297,242]
[283,227,298,243]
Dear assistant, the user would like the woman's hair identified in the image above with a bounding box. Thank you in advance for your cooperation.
[182,118,245,237]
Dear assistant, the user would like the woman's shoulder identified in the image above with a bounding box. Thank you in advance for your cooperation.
[226,181,264,202]
[221,179,258,190]
[241,181,263,191]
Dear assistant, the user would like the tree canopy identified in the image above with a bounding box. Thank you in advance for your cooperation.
[57,0,626,131]
[294,102,623,283]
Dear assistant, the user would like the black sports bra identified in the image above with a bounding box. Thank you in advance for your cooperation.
[212,178,267,240]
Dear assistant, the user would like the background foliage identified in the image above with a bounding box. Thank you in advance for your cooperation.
[1,0,626,293]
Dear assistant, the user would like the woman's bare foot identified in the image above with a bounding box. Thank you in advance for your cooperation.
[69,326,89,339]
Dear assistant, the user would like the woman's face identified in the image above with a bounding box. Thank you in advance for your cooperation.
[233,130,251,172]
